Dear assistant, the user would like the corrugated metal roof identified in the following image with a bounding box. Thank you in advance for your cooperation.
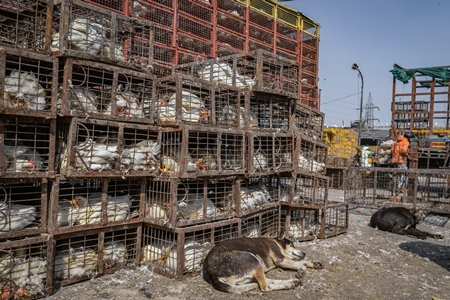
[360,129,390,140]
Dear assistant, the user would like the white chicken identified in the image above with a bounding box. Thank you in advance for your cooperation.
[3,70,47,111]
[57,86,99,114]
[102,41,126,61]
[189,147,217,171]
[298,154,325,173]
[67,193,132,226]
[0,203,37,232]
[0,255,47,299]
[159,145,197,174]
[253,150,269,171]
[4,144,44,172]
[198,62,255,89]
[61,138,119,172]
[218,105,258,128]
[176,194,220,222]
[241,222,261,238]
[54,247,98,280]
[165,239,211,273]
[103,242,127,270]
[141,242,174,263]
[155,96,209,124]
[68,18,106,55]
[238,185,272,211]
[121,140,161,172]
[103,90,144,118]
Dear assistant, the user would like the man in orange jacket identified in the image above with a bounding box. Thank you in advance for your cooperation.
[391,132,413,193]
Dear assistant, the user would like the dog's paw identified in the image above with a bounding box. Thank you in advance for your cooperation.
[296,268,305,279]
[312,261,324,269]
[293,276,303,287]
[433,234,444,239]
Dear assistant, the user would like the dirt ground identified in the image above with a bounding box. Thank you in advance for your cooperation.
[47,190,450,300]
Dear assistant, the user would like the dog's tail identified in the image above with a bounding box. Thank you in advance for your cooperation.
[203,262,232,292]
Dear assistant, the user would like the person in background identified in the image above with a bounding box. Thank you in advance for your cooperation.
[391,132,414,194]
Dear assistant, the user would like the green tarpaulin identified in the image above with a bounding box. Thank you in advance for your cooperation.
[390,67,450,87]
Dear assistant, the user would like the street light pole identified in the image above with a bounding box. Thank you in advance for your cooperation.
[352,63,364,146]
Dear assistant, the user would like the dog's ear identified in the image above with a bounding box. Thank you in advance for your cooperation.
[277,228,286,240]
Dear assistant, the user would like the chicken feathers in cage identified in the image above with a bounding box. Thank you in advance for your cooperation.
[103,89,144,118]
[165,240,211,272]
[155,92,210,123]
[0,255,47,299]
[66,193,132,226]
[121,140,161,172]
[159,145,197,174]
[60,138,119,172]
[3,70,47,111]
[298,154,325,173]
[57,86,99,114]
[0,203,37,232]
[141,242,173,263]
[54,247,98,280]
[4,144,44,172]
[237,185,272,211]
[103,242,127,270]
[253,150,269,171]
[198,62,255,89]
[68,18,106,55]
[176,194,219,221]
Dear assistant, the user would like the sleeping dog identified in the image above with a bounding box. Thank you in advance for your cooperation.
[202,230,322,293]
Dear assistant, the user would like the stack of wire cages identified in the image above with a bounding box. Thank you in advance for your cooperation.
[52,0,154,72]
[174,49,301,99]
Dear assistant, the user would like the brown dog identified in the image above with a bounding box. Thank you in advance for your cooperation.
[202,231,322,293]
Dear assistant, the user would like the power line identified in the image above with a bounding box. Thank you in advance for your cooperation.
[321,92,361,105]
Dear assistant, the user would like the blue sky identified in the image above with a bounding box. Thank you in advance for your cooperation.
[285,0,450,127]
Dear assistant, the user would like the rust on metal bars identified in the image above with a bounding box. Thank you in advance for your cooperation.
[345,167,450,214]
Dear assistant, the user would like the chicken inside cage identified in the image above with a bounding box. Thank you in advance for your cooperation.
[3,143,45,173]
[159,145,197,174]
[57,85,100,114]
[218,105,258,128]
[54,246,98,280]
[103,241,128,271]
[0,186,38,232]
[51,18,125,61]
[141,235,211,273]
[121,139,161,173]
[298,152,325,173]
[0,250,47,299]
[57,192,134,227]
[252,149,269,172]
[176,193,221,222]
[102,87,145,118]
[232,183,273,211]
[283,209,321,240]
[3,69,47,111]
[155,90,210,124]
[198,62,255,89]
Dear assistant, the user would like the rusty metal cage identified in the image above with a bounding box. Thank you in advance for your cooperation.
[144,177,235,228]
[247,132,294,174]
[177,34,212,58]
[293,102,324,141]
[0,234,52,298]
[321,201,348,238]
[280,205,321,242]
[140,219,239,278]
[49,176,143,233]
[83,0,125,13]
[0,47,57,118]
[345,167,450,214]
[158,127,245,178]
[0,0,52,54]
[58,58,154,123]
[291,171,329,208]
[57,118,161,177]
[0,179,48,239]
[52,223,141,287]
[0,116,56,178]
[174,49,300,98]
[214,86,245,128]
[233,176,279,217]
[240,206,280,238]
[249,92,294,131]
[154,73,213,126]
[296,136,327,175]
[52,0,154,71]
[216,0,246,53]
